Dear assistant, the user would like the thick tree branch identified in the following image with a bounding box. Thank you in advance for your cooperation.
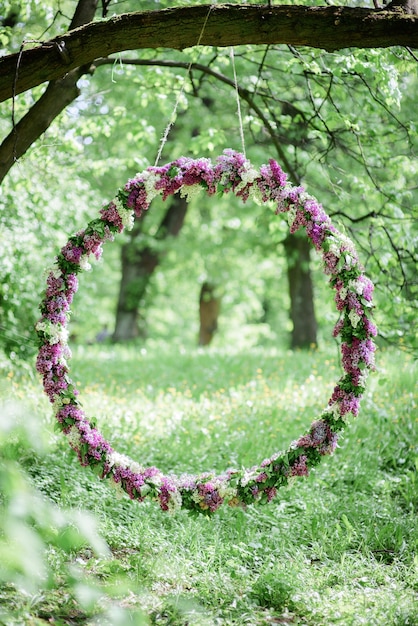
[0,0,98,183]
[0,5,417,104]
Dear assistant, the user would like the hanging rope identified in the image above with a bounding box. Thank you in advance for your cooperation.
[230,47,246,157]
[154,5,215,166]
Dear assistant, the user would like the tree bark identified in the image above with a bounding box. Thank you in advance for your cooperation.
[0,5,417,103]
[113,195,188,342]
[283,234,317,349]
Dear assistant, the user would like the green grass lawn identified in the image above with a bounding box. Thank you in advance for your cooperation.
[1,344,417,625]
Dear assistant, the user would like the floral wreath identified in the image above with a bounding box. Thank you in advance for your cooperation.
[36,150,377,515]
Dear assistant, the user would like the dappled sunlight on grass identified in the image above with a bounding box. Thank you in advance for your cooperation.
[70,343,340,472]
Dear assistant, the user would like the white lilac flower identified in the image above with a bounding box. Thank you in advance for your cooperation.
[79,255,92,271]
[167,489,183,511]
[348,309,361,328]
[113,197,134,230]
[180,184,203,202]
[358,371,369,387]
[67,425,81,448]
[324,402,342,421]
[287,207,297,228]
[36,320,69,345]
[147,473,163,487]
[339,287,348,301]
[107,451,135,469]
[142,171,161,204]
[240,467,258,487]
[248,183,264,205]
[235,165,259,193]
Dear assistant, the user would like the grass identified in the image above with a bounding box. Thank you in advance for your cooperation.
[1,343,417,625]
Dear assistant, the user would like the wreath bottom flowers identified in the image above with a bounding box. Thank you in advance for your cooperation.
[36,150,377,515]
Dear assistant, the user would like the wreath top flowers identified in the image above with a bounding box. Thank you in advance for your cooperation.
[36,150,377,515]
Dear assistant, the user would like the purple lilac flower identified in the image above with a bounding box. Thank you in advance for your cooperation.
[295,419,338,455]
[197,482,224,512]
[42,370,69,401]
[46,272,65,298]
[100,202,124,232]
[61,242,83,264]
[289,208,309,234]
[36,343,65,374]
[323,251,339,275]
[342,338,376,376]
[82,230,105,260]
[329,386,361,416]
[56,403,85,431]
[290,455,309,477]
[158,476,177,510]
[363,315,378,337]
[125,182,150,215]
[265,487,277,502]
[64,273,78,301]
[347,292,364,317]
[180,157,217,194]
[258,162,286,202]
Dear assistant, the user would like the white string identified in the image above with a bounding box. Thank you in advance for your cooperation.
[154,5,215,166]
[230,47,246,157]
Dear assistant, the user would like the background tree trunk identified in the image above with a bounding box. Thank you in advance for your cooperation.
[113,195,188,342]
[198,282,221,346]
[283,234,317,349]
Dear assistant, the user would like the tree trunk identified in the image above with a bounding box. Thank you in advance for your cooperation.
[198,282,221,346]
[113,194,188,342]
[283,234,317,349]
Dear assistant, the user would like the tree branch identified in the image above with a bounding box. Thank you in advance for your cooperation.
[0,0,98,184]
[0,5,417,103]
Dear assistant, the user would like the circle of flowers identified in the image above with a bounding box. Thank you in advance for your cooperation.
[36,150,377,515]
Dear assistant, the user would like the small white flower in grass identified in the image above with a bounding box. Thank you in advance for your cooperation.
[348,309,361,328]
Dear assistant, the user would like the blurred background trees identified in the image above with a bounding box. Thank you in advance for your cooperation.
[0,0,417,360]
